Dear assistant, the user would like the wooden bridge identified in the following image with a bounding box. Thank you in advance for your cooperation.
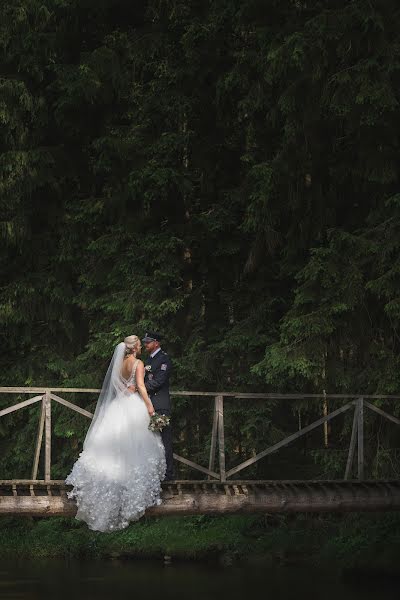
[1,387,400,516]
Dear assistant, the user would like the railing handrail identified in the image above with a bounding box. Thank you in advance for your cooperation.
[1,387,400,399]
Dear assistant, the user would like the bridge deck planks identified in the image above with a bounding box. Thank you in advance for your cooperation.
[1,480,400,516]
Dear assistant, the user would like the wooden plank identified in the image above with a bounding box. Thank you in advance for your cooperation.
[208,397,218,479]
[2,387,400,400]
[173,392,400,400]
[0,480,67,485]
[344,404,359,480]
[44,392,51,482]
[364,401,400,426]
[323,393,328,448]
[216,395,226,482]
[175,392,365,399]
[0,395,44,418]
[358,397,364,481]
[173,392,339,398]
[226,401,355,478]
[5,478,392,486]
[1,483,400,516]
[31,399,46,480]
[170,391,223,397]
[173,393,400,400]
[172,453,219,479]
[0,387,100,394]
[50,393,94,419]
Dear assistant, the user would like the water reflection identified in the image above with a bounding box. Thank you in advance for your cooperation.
[0,559,398,600]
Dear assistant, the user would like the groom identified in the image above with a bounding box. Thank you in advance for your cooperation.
[142,331,174,481]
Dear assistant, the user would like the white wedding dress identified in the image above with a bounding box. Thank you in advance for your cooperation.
[66,343,166,532]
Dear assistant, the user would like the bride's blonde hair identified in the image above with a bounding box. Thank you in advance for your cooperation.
[124,335,140,357]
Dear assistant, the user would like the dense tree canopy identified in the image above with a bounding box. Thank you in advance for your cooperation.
[1,0,400,480]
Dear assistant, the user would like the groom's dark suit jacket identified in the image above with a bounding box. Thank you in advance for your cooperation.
[144,349,172,411]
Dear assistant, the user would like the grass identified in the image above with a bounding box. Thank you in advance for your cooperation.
[0,512,399,574]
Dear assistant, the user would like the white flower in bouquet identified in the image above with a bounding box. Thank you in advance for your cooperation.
[148,412,171,432]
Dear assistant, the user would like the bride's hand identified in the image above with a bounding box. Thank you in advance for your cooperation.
[148,404,155,417]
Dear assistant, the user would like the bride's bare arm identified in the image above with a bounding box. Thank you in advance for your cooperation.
[135,361,155,416]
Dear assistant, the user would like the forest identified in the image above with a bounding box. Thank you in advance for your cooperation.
[1,0,400,486]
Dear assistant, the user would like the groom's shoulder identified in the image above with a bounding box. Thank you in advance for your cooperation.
[155,349,172,365]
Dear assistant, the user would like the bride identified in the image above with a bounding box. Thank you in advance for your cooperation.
[65,335,166,532]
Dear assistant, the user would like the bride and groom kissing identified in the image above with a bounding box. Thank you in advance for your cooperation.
[66,331,174,532]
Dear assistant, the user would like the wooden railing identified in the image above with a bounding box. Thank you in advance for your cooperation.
[1,388,400,483]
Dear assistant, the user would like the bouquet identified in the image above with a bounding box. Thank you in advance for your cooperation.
[148,412,171,432]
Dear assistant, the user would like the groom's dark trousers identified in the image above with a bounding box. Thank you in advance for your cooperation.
[144,349,174,480]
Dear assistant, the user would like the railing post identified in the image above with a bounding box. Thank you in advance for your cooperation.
[322,389,329,448]
[31,396,46,480]
[357,397,364,480]
[44,390,51,482]
[216,395,226,482]
[344,400,359,480]
[208,397,219,479]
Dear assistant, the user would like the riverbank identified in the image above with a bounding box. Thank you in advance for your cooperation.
[1,512,399,575]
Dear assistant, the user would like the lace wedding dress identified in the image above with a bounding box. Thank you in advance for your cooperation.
[66,343,166,532]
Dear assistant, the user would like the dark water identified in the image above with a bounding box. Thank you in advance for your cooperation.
[0,560,398,600]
